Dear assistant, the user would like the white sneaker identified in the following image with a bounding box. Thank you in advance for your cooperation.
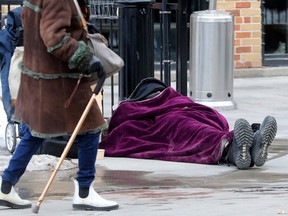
[72,178,119,211]
[0,176,31,209]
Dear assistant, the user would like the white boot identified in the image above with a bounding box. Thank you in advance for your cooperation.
[0,176,31,209]
[72,178,119,211]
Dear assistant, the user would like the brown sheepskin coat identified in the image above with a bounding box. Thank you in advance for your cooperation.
[13,0,105,138]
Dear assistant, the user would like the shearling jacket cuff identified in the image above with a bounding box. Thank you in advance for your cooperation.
[68,41,93,72]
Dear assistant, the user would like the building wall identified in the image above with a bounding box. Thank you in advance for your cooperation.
[2,1,263,69]
[217,0,262,68]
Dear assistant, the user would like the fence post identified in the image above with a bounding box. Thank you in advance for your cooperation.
[161,0,170,85]
[116,0,155,100]
[176,0,188,96]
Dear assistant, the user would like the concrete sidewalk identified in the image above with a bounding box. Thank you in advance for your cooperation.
[0,75,288,215]
[2,152,288,216]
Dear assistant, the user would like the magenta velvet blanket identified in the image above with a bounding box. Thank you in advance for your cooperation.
[100,87,234,164]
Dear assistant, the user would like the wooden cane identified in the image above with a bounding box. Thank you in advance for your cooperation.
[32,75,105,214]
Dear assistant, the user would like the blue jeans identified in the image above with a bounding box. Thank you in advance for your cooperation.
[2,125,100,188]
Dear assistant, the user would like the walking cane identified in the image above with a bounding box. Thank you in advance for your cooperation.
[32,73,106,214]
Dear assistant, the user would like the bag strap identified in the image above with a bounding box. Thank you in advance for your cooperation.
[72,0,106,96]
[72,0,88,32]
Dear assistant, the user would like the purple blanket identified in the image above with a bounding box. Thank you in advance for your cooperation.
[100,87,234,164]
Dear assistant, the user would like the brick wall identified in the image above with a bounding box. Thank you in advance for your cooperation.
[217,0,262,68]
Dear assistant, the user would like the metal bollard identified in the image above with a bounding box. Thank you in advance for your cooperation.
[189,0,236,110]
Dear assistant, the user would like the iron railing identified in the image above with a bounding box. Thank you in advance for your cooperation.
[0,0,205,118]
[90,0,192,117]
[0,0,23,27]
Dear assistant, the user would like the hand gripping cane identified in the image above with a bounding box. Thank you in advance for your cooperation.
[32,72,106,214]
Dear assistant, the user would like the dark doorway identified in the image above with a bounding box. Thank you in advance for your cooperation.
[262,0,288,66]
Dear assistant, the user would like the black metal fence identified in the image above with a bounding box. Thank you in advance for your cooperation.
[90,0,201,117]
[0,0,22,27]
[0,0,209,118]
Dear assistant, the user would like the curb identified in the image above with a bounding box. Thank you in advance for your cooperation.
[234,66,288,78]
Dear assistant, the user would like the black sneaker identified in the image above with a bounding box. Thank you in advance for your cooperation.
[228,118,253,169]
[251,116,277,167]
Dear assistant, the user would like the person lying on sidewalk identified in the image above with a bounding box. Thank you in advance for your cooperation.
[100,78,278,170]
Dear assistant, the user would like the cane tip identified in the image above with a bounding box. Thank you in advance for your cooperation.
[32,205,40,214]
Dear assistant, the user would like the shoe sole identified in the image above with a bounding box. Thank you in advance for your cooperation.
[253,116,277,167]
[234,119,253,169]
[0,200,32,209]
[73,203,119,211]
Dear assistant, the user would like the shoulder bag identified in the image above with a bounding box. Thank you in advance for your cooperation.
[73,0,124,83]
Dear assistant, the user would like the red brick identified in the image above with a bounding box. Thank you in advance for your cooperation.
[234,55,241,61]
[236,2,251,9]
[234,24,240,31]
[235,61,252,69]
[236,32,251,38]
[226,10,240,16]
[236,46,252,53]
[234,39,241,46]
[235,16,243,23]
[244,17,251,23]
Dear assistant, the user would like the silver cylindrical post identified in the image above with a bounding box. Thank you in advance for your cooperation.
[209,0,217,10]
[189,5,236,110]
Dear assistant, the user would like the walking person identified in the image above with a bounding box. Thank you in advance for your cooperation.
[0,0,118,211]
